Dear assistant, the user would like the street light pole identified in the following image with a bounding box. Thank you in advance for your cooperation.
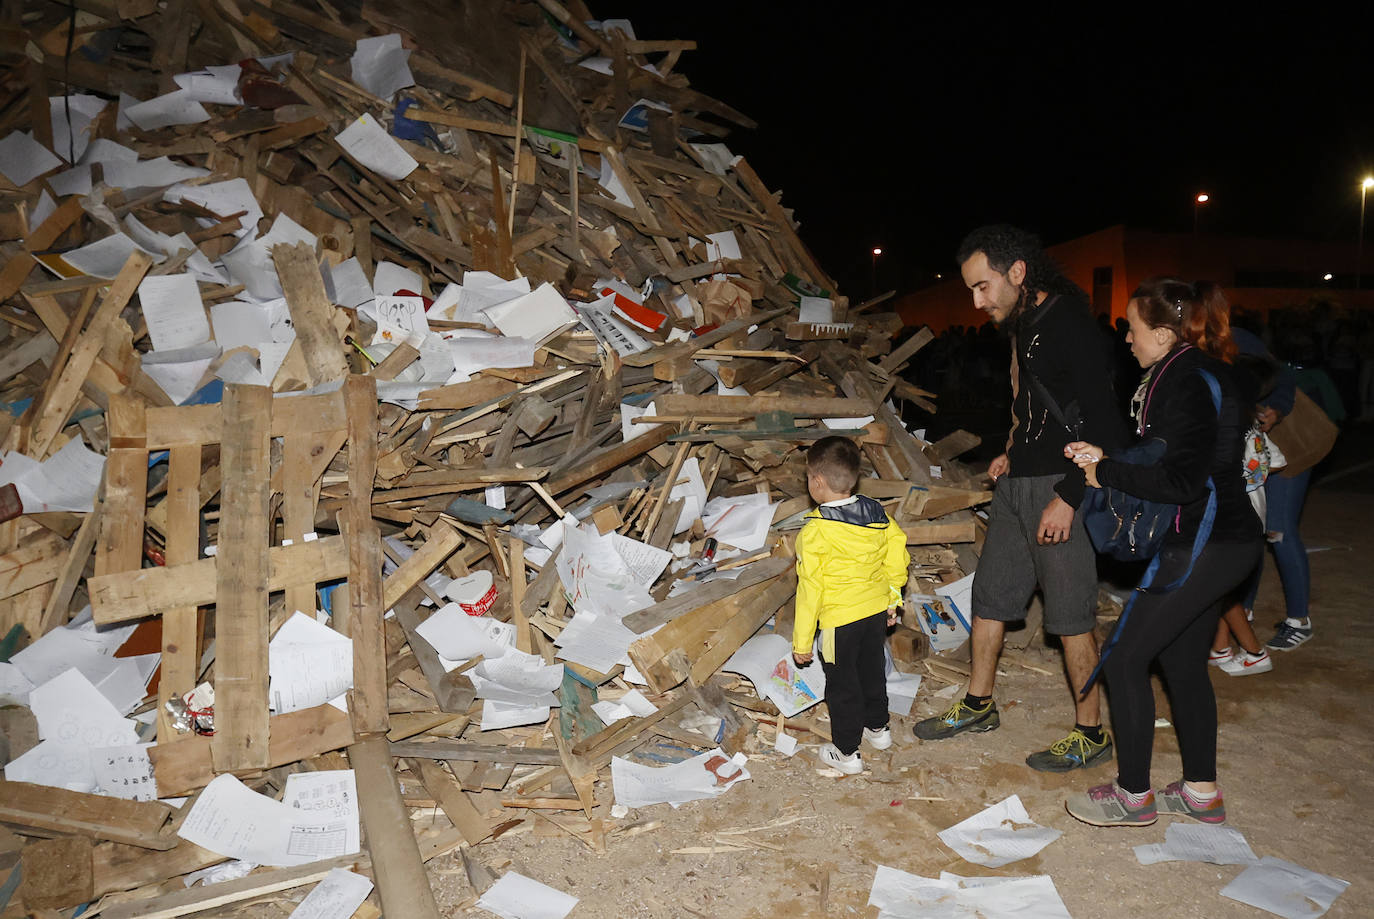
[871,247,882,298]
[1359,177,1373,290]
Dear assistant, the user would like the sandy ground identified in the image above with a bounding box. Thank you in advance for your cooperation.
[409,468,1373,918]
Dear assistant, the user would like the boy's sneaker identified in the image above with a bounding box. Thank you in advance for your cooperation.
[913,698,1000,740]
[1156,780,1226,824]
[1065,782,1158,827]
[862,726,893,751]
[818,743,863,775]
[1025,727,1114,772]
[1208,647,1235,666]
[1219,649,1272,676]
[1266,621,1312,651]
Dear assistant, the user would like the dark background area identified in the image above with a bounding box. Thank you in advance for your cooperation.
[623,6,1374,300]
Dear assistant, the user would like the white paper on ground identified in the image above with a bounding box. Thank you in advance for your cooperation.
[937,795,1062,868]
[210,300,274,351]
[222,213,318,299]
[370,294,428,343]
[183,859,258,888]
[268,612,352,714]
[125,89,210,131]
[0,131,61,186]
[326,257,374,308]
[335,113,417,181]
[139,273,211,351]
[773,732,798,756]
[705,229,741,262]
[350,34,414,100]
[469,649,564,707]
[216,340,292,388]
[886,668,922,717]
[3,740,97,792]
[611,748,749,809]
[178,773,358,866]
[0,662,33,706]
[9,616,138,688]
[669,456,707,533]
[1220,856,1349,919]
[28,668,141,748]
[619,399,656,443]
[60,233,161,278]
[476,871,578,919]
[868,865,1073,919]
[590,689,658,725]
[577,295,651,357]
[283,770,360,857]
[552,609,642,675]
[288,868,374,919]
[47,164,92,197]
[798,296,834,323]
[50,94,106,163]
[373,261,423,297]
[446,334,539,383]
[416,606,515,661]
[164,178,263,236]
[722,633,824,717]
[480,699,552,731]
[173,65,243,105]
[91,743,158,801]
[0,435,105,513]
[1135,822,1259,866]
[80,138,139,166]
[484,283,578,341]
[103,155,209,190]
[699,492,775,555]
[554,522,654,620]
[29,190,55,232]
[608,532,672,588]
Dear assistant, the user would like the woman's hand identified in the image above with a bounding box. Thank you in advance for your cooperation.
[1064,441,1104,489]
[1256,405,1282,433]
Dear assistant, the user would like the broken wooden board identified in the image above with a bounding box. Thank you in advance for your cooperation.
[0,780,174,849]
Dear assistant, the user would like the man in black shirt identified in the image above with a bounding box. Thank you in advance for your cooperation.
[914,225,1127,772]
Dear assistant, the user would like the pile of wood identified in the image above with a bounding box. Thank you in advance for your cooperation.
[0,1,995,915]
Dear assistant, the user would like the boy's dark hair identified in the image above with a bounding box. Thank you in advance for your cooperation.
[807,436,861,495]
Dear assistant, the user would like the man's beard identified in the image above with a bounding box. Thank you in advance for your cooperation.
[995,285,1035,333]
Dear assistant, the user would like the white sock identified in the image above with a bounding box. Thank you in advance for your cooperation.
[1245,649,1268,659]
[1285,617,1311,629]
[1182,782,1219,803]
[1116,783,1152,805]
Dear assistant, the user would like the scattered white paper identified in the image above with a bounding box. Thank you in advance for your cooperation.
[3,740,97,792]
[1135,822,1259,866]
[335,113,417,181]
[210,300,274,351]
[373,261,423,297]
[0,131,61,186]
[479,699,552,731]
[773,732,798,756]
[47,164,92,197]
[165,178,263,236]
[0,435,106,512]
[102,155,209,190]
[590,689,658,725]
[447,335,540,383]
[0,662,34,706]
[28,667,142,748]
[798,296,834,323]
[484,283,578,341]
[222,212,318,299]
[937,795,1062,868]
[350,34,414,100]
[476,871,578,919]
[9,615,138,688]
[1220,856,1349,919]
[371,294,428,343]
[92,743,158,801]
[668,456,707,533]
[269,612,352,714]
[173,64,243,105]
[60,233,160,278]
[139,273,211,351]
[50,94,106,163]
[179,774,358,867]
[284,770,360,858]
[288,868,374,919]
[125,89,210,131]
[611,748,750,809]
[416,606,514,661]
[619,399,656,443]
[869,865,1073,919]
[886,668,923,717]
[326,258,374,309]
[723,633,825,717]
[700,492,775,555]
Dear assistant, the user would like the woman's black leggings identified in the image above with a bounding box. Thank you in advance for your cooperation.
[1103,539,1263,794]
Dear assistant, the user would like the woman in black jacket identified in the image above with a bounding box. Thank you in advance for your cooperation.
[1061,278,1263,827]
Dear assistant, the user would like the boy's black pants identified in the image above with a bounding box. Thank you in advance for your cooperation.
[820,611,890,755]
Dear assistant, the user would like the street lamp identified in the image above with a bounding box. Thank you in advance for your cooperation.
[1359,177,1374,290]
[1193,192,1209,235]
[871,247,882,297]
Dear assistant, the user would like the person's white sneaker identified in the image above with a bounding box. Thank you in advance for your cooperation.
[1219,649,1272,676]
[862,726,893,750]
[819,743,863,775]
[1208,647,1235,667]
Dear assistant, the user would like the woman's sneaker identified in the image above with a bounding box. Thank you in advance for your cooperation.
[1219,649,1272,676]
[818,743,863,775]
[1156,781,1226,824]
[1208,647,1235,666]
[1266,619,1312,651]
[1065,782,1158,827]
[862,726,893,750]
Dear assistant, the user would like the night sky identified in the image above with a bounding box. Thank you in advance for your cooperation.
[625,7,1374,300]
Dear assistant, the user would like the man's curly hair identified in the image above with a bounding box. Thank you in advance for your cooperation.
[955,224,1085,301]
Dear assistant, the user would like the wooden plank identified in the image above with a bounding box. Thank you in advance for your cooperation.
[623,555,793,633]
[409,758,492,846]
[144,390,346,447]
[95,394,148,581]
[91,839,225,899]
[0,780,173,849]
[98,853,365,919]
[272,242,349,385]
[158,444,201,743]
[37,497,102,634]
[652,393,873,418]
[149,703,355,797]
[88,535,350,625]
[900,511,978,545]
[0,330,56,385]
[211,384,273,773]
[348,736,440,919]
[380,520,462,612]
[389,741,563,765]
[344,374,387,735]
[390,592,476,714]
[544,423,675,496]
[0,531,63,601]
[878,326,935,373]
[31,252,152,458]
[731,156,836,292]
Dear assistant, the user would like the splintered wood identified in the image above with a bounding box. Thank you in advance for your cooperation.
[0,0,995,914]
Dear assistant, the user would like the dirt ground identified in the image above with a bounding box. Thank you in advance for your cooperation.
[407,436,1374,919]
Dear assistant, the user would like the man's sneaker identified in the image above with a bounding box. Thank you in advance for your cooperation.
[1208,647,1235,666]
[912,698,1000,740]
[1156,780,1227,824]
[1266,621,1313,651]
[1065,782,1158,827]
[1219,649,1272,676]
[862,726,893,751]
[818,743,863,775]
[1025,727,1114,772]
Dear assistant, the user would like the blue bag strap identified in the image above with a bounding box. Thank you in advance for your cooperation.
[1078,368,1223,698]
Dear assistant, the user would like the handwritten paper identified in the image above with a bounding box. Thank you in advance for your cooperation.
[0,131,61,186]
[288,868,374,919]
[0,434,106,513]
[180,774,357,867]
[936,795,1062,868]
[611,748,750,809]
[371,294,429,343]
[335,113,417,181]
[476,872,578,919]
[269,612,352,714]
[139,273,211,351]
[92,744,158,801]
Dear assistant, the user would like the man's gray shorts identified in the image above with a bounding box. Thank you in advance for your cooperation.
[971,473,1097,636]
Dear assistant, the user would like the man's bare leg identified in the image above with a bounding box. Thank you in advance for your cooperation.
[969,615,1006,697]
[1061,631,1102,727]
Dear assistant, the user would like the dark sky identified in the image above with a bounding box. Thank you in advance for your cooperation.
[623,6,1374,299]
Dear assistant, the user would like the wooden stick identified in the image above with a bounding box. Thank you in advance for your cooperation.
[507,44,526,239]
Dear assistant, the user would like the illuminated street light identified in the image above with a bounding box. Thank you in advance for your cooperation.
[1193,192,1209,235]
[1324,273,1334,281]
[870,247,883,297]
[1360,177,1374,290]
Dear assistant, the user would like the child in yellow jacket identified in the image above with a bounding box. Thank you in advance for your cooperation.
[793,436,909,774]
